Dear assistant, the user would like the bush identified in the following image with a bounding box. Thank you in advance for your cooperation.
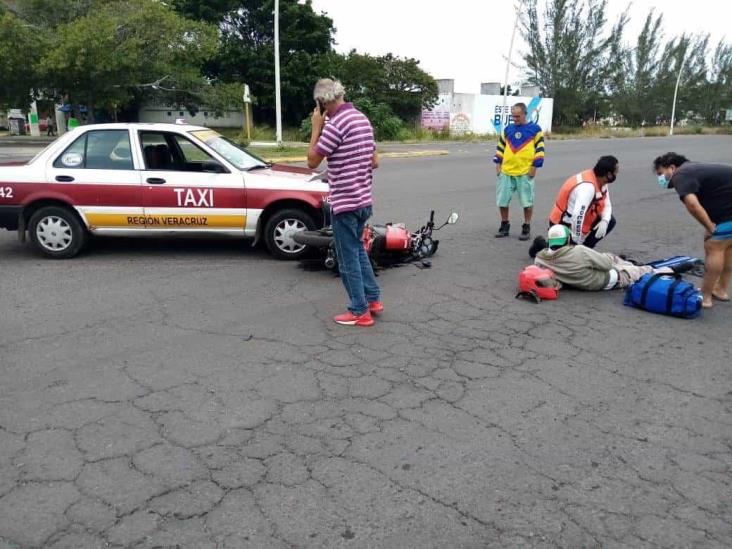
[299,98,405,141]
[300,117,313,141]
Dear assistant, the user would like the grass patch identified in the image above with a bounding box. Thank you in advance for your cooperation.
[212,123,731,148]
[214,125,305,145]
[248,145,309,162]
[548,125,731,140]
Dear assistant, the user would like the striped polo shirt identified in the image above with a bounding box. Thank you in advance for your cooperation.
[315,102,376,215]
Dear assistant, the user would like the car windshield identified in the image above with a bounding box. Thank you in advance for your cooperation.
[190,130,268,171]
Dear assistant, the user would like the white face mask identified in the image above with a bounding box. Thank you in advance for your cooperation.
[657,173,670,189]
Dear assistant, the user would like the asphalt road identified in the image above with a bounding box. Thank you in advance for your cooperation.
[1,136,730,547]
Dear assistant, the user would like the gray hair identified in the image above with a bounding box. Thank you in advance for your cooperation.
[313,78,345,103]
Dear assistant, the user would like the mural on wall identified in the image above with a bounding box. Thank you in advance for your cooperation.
[420,95,451,131]
[491,96,544,134]
[450,113,472,135]
[421,93,553,135]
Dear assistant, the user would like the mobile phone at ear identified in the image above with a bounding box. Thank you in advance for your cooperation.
[318,100,326,115]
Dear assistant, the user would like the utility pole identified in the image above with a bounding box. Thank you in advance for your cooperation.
[274,0,283,147]
[501,2,523,134]
[669,53,687,136]
[243,84,252,142]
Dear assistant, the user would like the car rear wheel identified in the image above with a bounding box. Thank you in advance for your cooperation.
[264,208,315,260]
[28,206,87,259]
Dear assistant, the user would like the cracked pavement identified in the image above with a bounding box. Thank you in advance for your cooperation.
[0,136,730,547]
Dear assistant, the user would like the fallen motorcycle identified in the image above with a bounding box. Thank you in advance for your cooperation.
[293,207,459,271]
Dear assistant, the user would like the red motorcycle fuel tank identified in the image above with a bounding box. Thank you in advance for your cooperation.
[384,223,411,251]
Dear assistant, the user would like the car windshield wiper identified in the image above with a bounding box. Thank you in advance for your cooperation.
[245,163,270,171]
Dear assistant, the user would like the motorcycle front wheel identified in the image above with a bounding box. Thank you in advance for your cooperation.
[417,236,438,257]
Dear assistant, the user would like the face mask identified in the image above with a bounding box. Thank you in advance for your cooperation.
[657,174,669,189]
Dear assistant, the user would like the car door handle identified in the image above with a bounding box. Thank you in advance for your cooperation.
[146,177,166,185]
[55,175,75,182]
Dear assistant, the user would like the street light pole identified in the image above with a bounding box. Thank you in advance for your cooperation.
[669,53,687,136]
[274,0,283,146]
[501,2,522,134]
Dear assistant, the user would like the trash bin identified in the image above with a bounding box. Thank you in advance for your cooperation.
[9,116,27,135]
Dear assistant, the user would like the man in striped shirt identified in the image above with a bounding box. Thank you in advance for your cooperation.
[307,79,382,327]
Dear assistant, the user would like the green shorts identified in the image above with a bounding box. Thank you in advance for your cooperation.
[496,173,534,208]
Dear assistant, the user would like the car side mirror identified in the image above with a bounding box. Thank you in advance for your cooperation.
[202,160,225,173]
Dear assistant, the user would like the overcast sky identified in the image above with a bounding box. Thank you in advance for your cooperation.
[309,0,730,94]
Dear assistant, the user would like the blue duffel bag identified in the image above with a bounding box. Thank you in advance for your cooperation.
[623,272,702,318]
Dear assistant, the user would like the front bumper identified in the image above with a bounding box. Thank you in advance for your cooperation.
[0,205,22,231]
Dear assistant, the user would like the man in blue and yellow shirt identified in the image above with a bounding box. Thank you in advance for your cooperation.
[493,103,545,240]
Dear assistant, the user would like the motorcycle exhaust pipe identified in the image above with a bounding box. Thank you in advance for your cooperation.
[324,256,336,269]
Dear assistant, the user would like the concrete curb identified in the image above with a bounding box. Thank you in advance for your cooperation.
[0,139,57,147]
[265,150,450,164]
[381,150,450,159]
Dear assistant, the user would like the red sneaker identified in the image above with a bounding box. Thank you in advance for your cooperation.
[368,301,384,314]
[333,311,374,326]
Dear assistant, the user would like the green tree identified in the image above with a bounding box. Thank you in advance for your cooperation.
[170,0,239,23]
[609,10,665,125]
[210,0,335,125]
[521,0,628,126]
[701,41,732,123]
[499,84,521,96]
[321,51,438,122]
[39,0,219,121]
[14,0,97,28]
[0,11,46,110]
[300,96,404,141]
[649,34,710,125]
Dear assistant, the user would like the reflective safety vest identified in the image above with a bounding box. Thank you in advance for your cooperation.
[549,169,608,234]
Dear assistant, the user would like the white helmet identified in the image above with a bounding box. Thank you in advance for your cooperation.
[547,225,570,248]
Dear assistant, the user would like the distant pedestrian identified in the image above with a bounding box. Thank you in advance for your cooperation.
[67,112,80,130]
[307,78,382,327]
[493,102,545,240]
[654,152,732,308]
[45,114,55,136]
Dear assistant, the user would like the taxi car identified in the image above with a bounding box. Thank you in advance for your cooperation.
[0,123,329,259]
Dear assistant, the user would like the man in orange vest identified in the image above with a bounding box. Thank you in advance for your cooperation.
[530,156,618,257]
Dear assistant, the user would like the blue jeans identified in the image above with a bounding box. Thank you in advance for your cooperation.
[332,206,380,314]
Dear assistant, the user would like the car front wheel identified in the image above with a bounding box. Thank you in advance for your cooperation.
[263,208,315,260]
[28,206,87,259]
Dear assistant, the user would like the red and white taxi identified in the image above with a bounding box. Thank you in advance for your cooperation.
[0,123,329,259]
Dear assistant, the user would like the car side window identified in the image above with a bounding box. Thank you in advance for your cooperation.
[53,130,133,170]
[174,135,213,164]
[140,131,225,172]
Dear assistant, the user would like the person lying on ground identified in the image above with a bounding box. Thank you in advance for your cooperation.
[533,225,694,291]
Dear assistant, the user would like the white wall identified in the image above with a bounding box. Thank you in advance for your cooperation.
[139,106,244,128]
[422,93,554,135]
